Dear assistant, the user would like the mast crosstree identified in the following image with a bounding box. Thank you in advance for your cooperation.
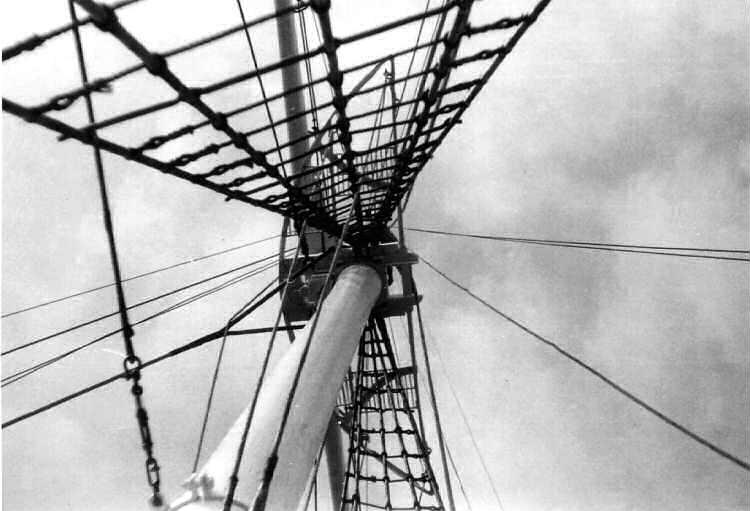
[2,1,555,509]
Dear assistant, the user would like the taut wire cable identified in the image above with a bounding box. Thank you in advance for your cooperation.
[421,255,750,472]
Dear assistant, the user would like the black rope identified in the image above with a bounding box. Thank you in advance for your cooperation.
[444,443,474,511]
[2,250,287,356]
[413,283,456,511]
[2,324,303,430]
[418,291,506,511]
[1,234,281,319]
[68,2,161,502]
[234,0,288,178]
[192,277,277,473]
[421,255,750,472]
[2,0,143,61]
[248,197,358,511]
[2,252,328,430]
[223,223,312,510]
[380,0,554,222]
[2,260,278,388]
[300,436,326,511]
[69,0,334,233]
[409,228,750,262]
[6,0,552,243]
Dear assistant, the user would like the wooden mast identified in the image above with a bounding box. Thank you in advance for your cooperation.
[168,3,377,509]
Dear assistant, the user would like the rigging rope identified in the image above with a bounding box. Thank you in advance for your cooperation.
[223,222,311,510]
[249,196,358,511]
[2,252,329,429]
[2,250,287,356]
[234,0,288,178]
[421,302,507,511]
[421,255,750,472]
[413,285,457,511]
[2,0,143,61]
[192,277,277,473]
[67,1,161,502]
[416,367,476,511]
[444,443,474,511]
[1,234,281,319]
[409,228,750,261]
[2,325,302,430]
[2,261,278,387]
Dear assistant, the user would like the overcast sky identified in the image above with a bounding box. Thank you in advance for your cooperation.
[2,1,749,510]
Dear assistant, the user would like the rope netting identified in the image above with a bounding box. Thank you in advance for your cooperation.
[3,0,551,245]
[337,318,443,510]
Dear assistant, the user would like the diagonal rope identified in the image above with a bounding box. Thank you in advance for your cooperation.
[2,250,289,356]
[1,323,303,430]
[445,442,475,511]
[223,221,313,510]
[234,0,288,177]
[421,255,750,472]
[192,277,277,473]
[424,312,506,511]
[417,360,476,511]
[413,283,457,511]
[2,253,328,430]
[248,195,359,511]
[1,234,281,319]
[68,1,162,503]
[2,261,277,388]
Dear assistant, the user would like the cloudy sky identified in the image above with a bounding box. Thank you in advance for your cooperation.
[2,1,749,510]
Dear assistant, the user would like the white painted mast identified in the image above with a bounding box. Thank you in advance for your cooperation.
[168,3,377,509]
[169,265,382,510]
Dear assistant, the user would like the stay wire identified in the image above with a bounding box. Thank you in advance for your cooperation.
[295,2,325,190]
[68,0,134,355]
[2,250,288,356]
[409,228,750,262]
[192,276,277,473]
[223,221,312,511]
[414,283,486,511]
[301,436,327,511]
[416,371,475,511]
[421,255,750,472]
[1,234,281,319]
[234,0,288,178]
[2,261,277,388]
[445,442,474,511]
[2,254,328,429]
[2,324,302,430]
[421,301,506,511]
[397,0,431,106]
[296,2,320,132]
[249,196,358,511]
[68,2,162,503]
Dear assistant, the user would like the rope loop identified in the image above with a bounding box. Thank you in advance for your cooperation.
[123,354,143,376]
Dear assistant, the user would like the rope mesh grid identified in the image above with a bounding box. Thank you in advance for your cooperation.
[3,0,552,245]
[338,319,443,511]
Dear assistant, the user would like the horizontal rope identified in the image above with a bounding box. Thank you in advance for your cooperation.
[409,228,750,262]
